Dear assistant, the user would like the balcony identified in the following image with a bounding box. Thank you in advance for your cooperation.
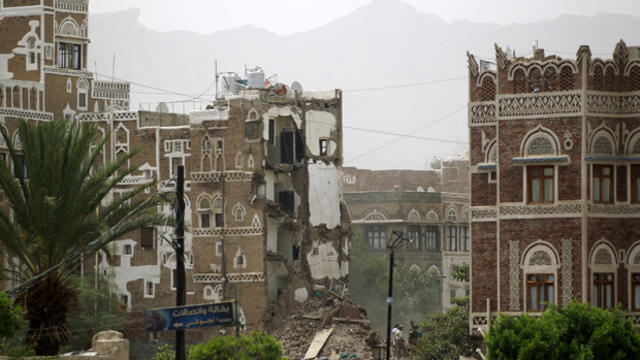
[92,80,130,101]
[55,0,88,13]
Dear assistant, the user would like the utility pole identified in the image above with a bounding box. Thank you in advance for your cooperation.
[175,166,186,360]
[220,170,226,299]
[386,231,410,360]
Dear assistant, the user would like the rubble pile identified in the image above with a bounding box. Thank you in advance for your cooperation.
[268,291,378,360]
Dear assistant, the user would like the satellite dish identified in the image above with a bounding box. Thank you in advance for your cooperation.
[155,102,169,113]
[290,81,303,97]
[430,157,442,170]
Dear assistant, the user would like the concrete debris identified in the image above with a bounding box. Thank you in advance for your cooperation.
[268,292,375,360]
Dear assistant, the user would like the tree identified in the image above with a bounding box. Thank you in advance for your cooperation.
[0,292,22,340]
[349,234,441,334]
[412,262,482,360]
[485,301,640,360]
[0,119,167,355]
[188,332,287,360]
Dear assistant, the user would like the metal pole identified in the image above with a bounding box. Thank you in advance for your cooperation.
[386,248,394,360]
[176,166,186,360]
[234,286,239,338]
[220,172,226,299]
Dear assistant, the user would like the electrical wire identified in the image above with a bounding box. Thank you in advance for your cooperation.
[345,105,467,163]
[94,72,214,102]
[343,76,466,93]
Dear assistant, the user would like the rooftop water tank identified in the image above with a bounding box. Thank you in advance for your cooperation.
[247,67,265,89]
[221,72,241,95]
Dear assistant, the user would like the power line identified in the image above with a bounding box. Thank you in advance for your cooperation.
[343,76,467,93]
[345,105,467,163]
[344,125,468,145]
[94,72,214,102]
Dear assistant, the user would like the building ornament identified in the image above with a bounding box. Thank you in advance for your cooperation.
[509,240,520,311]
[498,91,582,119]
[561,239,573,306]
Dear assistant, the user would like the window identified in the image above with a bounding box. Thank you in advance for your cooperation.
[200,213,210,228]
[633,165,640,204]
[465,288,470,297]
[407,225,421,250]
[461,226,469,252]
[450,290,457,301]
[278,191,295,214]
[268,119,275,145]
[171,157,184,177]
[446,226,457,251]
[319,139,328,156]
[121,294,128,306]
[123,244,132,255]
[424,225,439,250]
[58,42,81,70]
[365,225,387,249]
[216,242,222,256]
[27,38,37,70]
[592,273,614,309]
[632,274,640,311]
[490,171,497,182]
[215,213,224,228]
[528,166,554,203]
[593,165,613,203]
[13,155,27,179]
[146,281,154,297]
[140,227,154,248]
[527,274,554,311]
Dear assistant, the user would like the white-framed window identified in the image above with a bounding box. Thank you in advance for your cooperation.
[590,243,616,309]
[144,281,155,298]
[461,226,469,252]
[446,226,457,251]
[197,195,211,228]
[77,78,88,111]
[170,156,184,178]
[233,203,246,223]
[522,243,558,312]
[26,38,37,71]
[235,152,243,169]
[215,242,222,257]
[123,244,132,256]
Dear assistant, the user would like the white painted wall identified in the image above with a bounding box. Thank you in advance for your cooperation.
[306,240,347,280]
[305,110,337,157]
[265,171,276,201]
[308,163,342,229]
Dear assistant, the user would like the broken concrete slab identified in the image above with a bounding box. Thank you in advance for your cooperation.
[304,328,334,360]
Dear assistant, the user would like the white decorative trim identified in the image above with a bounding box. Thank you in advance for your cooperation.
[588,204,640,217]
[561,238,573,306]
[586,91,640,118]
[471,206,497,222]
[43,66,93,78]
[55,0,88,13]
[193,272,265,283]
[469,101,497,126]
[191,171,254,183]
[500,204,582,219]
[92,80,130,100]
[0,108,53,122]
[509,240,520,311]
[497,91,582,120]
[192,227,263,237]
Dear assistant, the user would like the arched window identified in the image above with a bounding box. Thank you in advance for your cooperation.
[590,242,616,309]
[559,66,573,91]
[197,196,211,228]
[630,65,640,91]
[593,65,604,91]
[213,196,223,228]
[235,152,244,169]
[77,78,88,111]
[528,68,542,92]
[481,76,496,101]
[29,87,37,110]
[522,243,558,312]
[526,137,554,156]
[234,247,247,269]
[543,67,557,91]
[514,68,526,94]
[232,203,246,223]
[26,37,37,71]
[604,67,615,92]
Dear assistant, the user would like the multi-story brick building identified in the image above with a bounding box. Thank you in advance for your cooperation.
[77,86,349,340]
[468,40,640,330]
[343,158,469,310]
[0,0,128,289]
[0,0,350,341]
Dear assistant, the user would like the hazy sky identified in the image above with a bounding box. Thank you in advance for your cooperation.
[90,0,640,35]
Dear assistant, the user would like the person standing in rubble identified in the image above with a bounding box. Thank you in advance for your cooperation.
[391,324,406,358]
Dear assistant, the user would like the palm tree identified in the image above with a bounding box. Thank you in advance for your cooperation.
[0,119,168,355]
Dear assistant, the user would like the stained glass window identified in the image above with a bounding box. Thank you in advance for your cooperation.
[527,137,554,156]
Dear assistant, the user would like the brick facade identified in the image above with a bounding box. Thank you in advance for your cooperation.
[469,41,640,330]
[344,159,470,310]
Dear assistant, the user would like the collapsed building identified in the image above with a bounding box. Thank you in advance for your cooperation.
[79,75,351,340]
[343,159,470,310]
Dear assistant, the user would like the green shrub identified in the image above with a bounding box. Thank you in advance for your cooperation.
[486,301,640,360]
[188,332,286,360]
[151,344,175,360]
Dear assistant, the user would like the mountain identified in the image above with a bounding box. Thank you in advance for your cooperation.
[88,1,640,170]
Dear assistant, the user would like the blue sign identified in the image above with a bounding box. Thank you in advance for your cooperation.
[145,302,235,331]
